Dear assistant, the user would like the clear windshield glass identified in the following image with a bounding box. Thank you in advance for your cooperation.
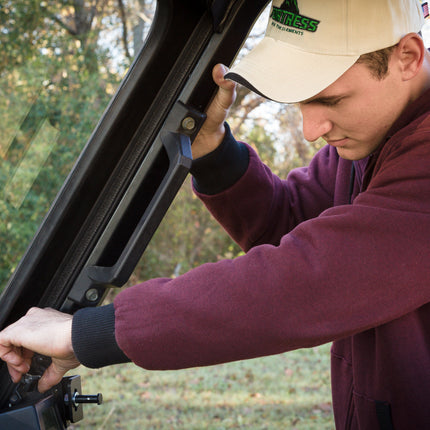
[0,0,156,291]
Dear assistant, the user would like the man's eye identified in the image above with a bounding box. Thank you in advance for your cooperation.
[321,98,341,107]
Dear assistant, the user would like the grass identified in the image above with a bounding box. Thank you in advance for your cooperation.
[69,343,334,429]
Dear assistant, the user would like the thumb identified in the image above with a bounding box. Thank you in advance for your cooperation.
[38,362,66,393]
[191,64,237,159]
[209,64,237,118]
[38,357,80,393]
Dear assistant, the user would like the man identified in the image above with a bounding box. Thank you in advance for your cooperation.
[1,0,430,428]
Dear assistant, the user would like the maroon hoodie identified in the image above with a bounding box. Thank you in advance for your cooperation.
[73,89,430,429]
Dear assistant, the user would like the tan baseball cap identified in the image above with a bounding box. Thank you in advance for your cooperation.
[225,0,425,103]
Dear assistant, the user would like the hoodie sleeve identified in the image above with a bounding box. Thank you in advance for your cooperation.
[192,124,342,251]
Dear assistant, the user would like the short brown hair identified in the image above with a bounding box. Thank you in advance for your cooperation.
[356,45,397,79]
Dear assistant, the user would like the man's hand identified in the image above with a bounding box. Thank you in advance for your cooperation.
[0,307,80,393]
[192,63,237,159]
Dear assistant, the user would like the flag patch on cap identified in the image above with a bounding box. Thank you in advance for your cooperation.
[422,1,429,18]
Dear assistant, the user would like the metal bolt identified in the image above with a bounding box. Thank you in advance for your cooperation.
[181,116,196,131]
[73,391,103,406]
[9,394,19,405]
[85,288,99,302]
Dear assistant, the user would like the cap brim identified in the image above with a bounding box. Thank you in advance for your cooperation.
[225,37,359,103]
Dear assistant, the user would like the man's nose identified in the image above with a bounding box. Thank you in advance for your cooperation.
[299,104,333,142]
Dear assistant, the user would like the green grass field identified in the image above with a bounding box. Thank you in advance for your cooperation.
[70,343,334,429]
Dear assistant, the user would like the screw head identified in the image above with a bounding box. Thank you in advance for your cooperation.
[181,116,196,131]
[85,288,99,302]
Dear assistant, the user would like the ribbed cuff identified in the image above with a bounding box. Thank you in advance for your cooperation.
[72,304,131,368]
[190,122,249,195]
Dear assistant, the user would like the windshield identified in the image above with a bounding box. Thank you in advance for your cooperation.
[0,0,156,292]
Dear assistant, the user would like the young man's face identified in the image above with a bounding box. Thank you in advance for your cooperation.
[298,58,408,160]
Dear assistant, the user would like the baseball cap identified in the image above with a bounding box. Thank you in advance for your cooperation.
[225,0,425,103]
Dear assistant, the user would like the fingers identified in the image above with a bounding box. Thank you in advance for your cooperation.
[0,307,78,391]
[7,365,24,384]
[0,343,33,383]
[7,359,33,383]
[1,347,32,369]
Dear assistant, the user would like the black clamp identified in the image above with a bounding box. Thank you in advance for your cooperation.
[63,375,103,423]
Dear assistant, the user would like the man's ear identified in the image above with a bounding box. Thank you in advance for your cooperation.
[396,33,426,81]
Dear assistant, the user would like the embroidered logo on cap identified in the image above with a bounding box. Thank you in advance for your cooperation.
[271,0,320,33]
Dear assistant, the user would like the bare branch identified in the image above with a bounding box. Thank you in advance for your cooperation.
[118,0,132,59]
